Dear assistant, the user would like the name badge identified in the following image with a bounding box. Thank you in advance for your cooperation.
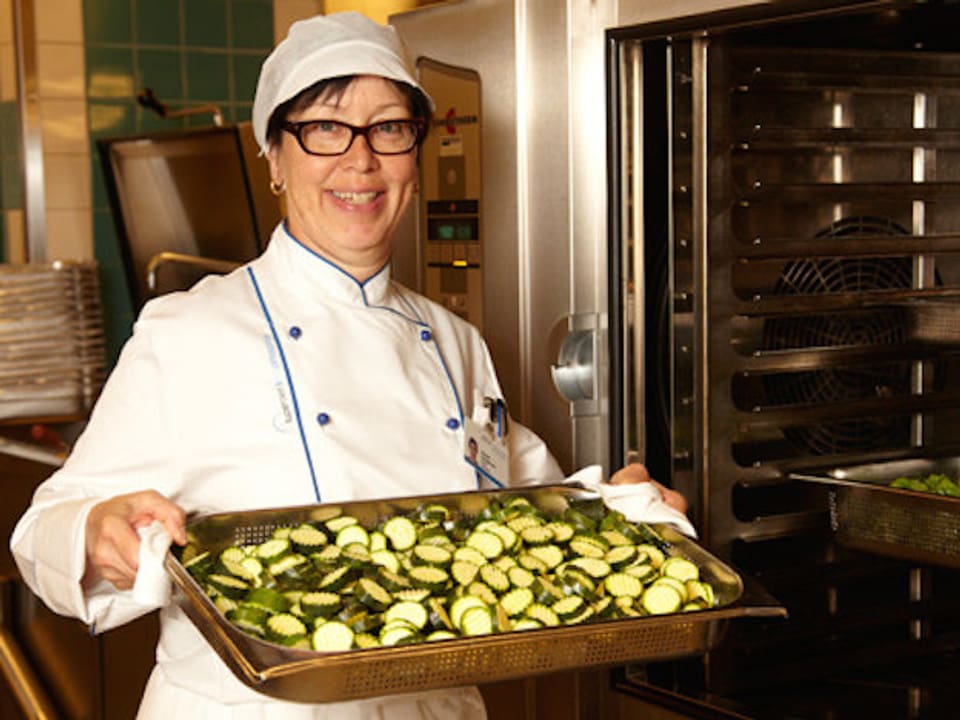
[464,395,510,486]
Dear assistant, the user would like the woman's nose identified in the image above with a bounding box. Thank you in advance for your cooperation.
[340,133,378,169]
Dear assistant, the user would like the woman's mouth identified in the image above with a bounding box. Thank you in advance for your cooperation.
[330,190,381,205]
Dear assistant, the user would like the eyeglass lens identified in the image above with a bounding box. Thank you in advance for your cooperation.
[297,120,420,155]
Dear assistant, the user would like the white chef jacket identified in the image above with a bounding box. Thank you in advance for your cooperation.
[10,223,564,719]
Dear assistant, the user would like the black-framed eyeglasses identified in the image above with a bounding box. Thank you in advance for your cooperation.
[280,119,425,156]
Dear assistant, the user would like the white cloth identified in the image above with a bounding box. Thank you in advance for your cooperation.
[565,466,698,538]
[10,223,564,718]
[252,12,434,154]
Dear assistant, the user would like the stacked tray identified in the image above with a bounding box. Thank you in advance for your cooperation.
[165,485,786,703]
[0,262,106,422]
[792,457,960,568]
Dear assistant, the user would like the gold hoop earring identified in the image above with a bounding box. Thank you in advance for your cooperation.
[269,179,285,196]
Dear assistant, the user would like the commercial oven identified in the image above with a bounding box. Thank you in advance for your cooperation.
[611,1,960,717]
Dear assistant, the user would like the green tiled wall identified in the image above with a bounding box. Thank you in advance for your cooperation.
[84,0,274,365]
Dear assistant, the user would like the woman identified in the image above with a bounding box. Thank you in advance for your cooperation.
[10,12,686,719]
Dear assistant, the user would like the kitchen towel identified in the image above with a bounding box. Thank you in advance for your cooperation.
[565,465,698,538]
[133,520,173,606]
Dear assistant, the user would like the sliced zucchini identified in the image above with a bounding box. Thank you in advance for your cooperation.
[368,531,388,552]
[245,586,291,613]
[636,543,665,569]
[604,572,644,599]
[460,605,495,636]
[567,557,612,579]
[380,621,419,646]
[383,516,418,552]
[568,534,608,559]
[265,613,308,646]
[369,548,401,574]
[640,583,682,615]
[527,544,564,570]
[553,595,586,620]
[355,577,393,611]
[452,546,488,566]
[207,573,250,599]
[478,563,510,594]
[525,603,560,627]
[545,521,575,544]
[226,604,269,636]
[412,543,453,567]
[384,600,429,630]
[326,515,360,533]
[335,524,370,549]
[312,620,354,651]
[466,530,504,559]
[354,631,381,649]
[507,565,536,589]
[255,538,291,563]
[300,591,342,620]
[289,524,328,554]
[451,560,480,586]
[605,545,638,570]
[500,587,535,617]
[393,587,431,603]
[661,557,700,583]
[449,595,489,630]
[408,565,450,592]
[466,581,498,606]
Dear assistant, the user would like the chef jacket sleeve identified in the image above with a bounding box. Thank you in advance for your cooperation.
[507,420,565,487]
[10,313,181,632]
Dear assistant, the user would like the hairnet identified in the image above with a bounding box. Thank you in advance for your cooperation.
[252,12,433,154]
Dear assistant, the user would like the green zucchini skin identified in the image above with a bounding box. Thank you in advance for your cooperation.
[184,494,716,651]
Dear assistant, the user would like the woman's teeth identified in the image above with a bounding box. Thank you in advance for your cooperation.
[331,190,378,204]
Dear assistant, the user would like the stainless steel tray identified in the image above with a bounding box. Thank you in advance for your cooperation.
[792,457,960,568]
[165,485,785,703]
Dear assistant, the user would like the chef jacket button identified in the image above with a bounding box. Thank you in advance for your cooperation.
[420,329,432,341]
[317,412,331,426]
[289,326,302,339]
[446,417,460,430]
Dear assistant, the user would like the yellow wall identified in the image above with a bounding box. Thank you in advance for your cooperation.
[323,0,421,25]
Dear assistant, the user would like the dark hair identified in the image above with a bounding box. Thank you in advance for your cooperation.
[265,75,433,150]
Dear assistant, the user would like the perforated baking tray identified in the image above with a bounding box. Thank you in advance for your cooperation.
[793,457,960,568]
[165,485,785,703]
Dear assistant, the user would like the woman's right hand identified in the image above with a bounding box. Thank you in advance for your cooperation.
[83,490,187,591]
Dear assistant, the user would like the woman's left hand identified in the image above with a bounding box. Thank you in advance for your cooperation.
[609,462,689,515]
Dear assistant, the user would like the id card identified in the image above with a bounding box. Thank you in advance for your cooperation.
[464,416,509,487]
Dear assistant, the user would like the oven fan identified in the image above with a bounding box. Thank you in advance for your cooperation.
[761,216,914,456]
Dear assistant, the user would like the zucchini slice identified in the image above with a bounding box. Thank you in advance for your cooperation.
[451,560,480,586]
[466,530,504,559]
[255,538,291,563]
[300,591,342,620]
[384,600,429,630]
[289,524,328,554]
[460,605,495,636]
[335,524,370,549]
[500,587,535,617]
[450,595,489,630]
[265,613,308,646]
[383,516,418,552]
[356,578,393,611]
[408,565,449,592]
[640,583,682,615]
[207,573,250,599]
[604,572,644,599]
[311,620,355,651]
[661,557,700,583]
